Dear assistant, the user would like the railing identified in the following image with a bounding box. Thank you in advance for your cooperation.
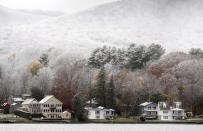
[173,113,184,116]
[50,105,56,109]
[144,108,157,111]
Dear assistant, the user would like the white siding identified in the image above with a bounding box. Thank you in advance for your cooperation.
[87,108,114,120]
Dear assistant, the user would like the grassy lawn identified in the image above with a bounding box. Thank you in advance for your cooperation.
[0,114,28,122]
[89,117,139,123]
[184,118,203,123]
[89,117,203,124]
[1,114,203,124]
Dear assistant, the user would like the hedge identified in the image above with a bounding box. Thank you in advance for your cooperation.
[3,109,9,114]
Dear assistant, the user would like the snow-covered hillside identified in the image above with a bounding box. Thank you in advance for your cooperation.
[1,0,203,63]
[0,5,55,27]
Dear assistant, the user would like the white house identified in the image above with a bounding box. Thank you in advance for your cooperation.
[139,101,185,120]
[157,102,185,120]
[86,106,115,120]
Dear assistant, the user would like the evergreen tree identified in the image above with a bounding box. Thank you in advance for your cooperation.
[95,67,107,107]
[189,48,203,58]
[112,48,126,67]
[88,44,165,70]
[39,53,49,67]
[150,91,167,104]
[72,93,87,122]
[88,48,101,68]
[146,43,165,60]
[106,75,116,109]
[126,44,147,70]
[30,87,44,101]
[88,46,123,68]
[178,82,185,102]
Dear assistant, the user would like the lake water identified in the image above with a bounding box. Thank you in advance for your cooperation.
[0,124,202,131]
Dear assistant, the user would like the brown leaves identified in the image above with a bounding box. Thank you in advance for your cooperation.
[28,60,43,76]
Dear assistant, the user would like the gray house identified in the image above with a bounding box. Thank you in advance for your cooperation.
[139,102,157,119]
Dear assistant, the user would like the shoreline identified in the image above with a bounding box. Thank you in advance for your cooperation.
[0,120,203,124]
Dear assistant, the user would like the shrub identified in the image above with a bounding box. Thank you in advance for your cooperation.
[140,116,146,122]
[3,109,9,114]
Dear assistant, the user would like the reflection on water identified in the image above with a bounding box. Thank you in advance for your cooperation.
[0,124,202,131]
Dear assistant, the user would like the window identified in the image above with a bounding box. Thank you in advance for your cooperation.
[151,112,157,115]
[163,116,168,119]
[148,106,151,110]
[96,111,100,114]
[96,116,100,119]
[106,111,109,114]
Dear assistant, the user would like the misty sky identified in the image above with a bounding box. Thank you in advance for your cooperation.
[0,0,118,13]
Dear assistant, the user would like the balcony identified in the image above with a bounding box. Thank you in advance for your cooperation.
[50,105,56,109]
[173,113,184,116]
[144,107,157,111]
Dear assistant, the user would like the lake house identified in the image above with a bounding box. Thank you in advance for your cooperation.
[157,102,185,120]
[21,98,40,114]
[39,95,63,119]
[139,102,157,119]
[139,101,185,120]
[20,95,71,120]
[86,106,115,120]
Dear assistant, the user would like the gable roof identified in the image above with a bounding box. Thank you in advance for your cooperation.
[39,95,62,104]
[139,102,155,106]
[13,97,24,102]
[22,98,37,105]
[85,106,115,111]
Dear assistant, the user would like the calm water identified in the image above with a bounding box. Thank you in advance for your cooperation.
[0,124,202,131]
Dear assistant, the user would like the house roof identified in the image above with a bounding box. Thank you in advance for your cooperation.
[22,98,36,105]
[11,103,17,106]
[171,108,183,111]
[22,94,31,97]
[2,103,9,106]
[39,95,53,103]
[63,111,71,114]
[98,106,105,109]
[139,102,153,106]
[85,106,115,111]
[86,99,98,104]
[39,95,62,104]
[13,97,24,102]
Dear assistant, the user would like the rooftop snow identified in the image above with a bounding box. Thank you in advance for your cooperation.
[39,95,54,104]
[139,102,153,106]
[22,98,36,105]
